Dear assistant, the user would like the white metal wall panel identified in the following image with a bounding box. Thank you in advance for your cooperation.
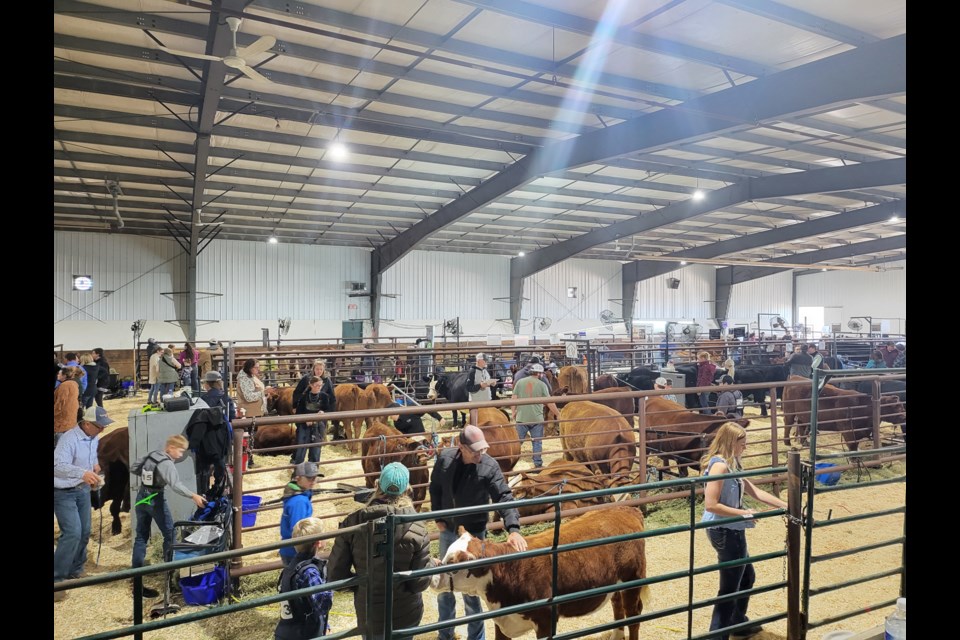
[195,240,369,321]
[727,271,795,328]
[54,231,181,322]
[634,264,715,321]
[524,258,622,334]
[796,261,907,329]
[381,250,510,324]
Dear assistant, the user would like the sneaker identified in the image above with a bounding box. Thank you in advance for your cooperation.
[69,571,88,579]
[54,590,67,602]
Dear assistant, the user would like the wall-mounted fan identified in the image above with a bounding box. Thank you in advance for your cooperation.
[159,17,276,83]
[847,319,863,332]
[443,318,462,336]
[277,316,292,347]
[680,323,700,343]
[599,309,622,328]
[769,316,787,331]
[534,316,552,332]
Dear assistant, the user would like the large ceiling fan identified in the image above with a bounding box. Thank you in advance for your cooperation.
[159,16,276,83]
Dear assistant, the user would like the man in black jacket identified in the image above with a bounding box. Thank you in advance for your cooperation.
[92,348,111,407]
[430,425,527,640]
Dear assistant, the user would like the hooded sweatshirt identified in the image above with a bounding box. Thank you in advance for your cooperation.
[279,482,313,561]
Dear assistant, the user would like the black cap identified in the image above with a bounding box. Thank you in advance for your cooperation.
[529,356,541,364]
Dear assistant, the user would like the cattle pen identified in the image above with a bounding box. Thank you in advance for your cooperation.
[55,371,905,640]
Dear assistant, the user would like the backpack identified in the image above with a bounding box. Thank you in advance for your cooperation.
[278,557,330,634]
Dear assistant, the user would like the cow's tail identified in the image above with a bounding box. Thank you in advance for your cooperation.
[638,584,652,611]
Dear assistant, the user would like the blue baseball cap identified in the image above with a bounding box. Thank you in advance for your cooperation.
[379,462,410,496]
[83,405,114,428]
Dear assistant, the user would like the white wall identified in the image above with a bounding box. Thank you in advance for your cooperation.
[53,230,906,349]
[379,250,511,337]
[634,263,715,323]
[727,270,795,332]
[796,260,906,333]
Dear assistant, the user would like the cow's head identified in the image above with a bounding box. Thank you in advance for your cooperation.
[880,395,907,428]
[424,375,441,400]
[439,527,492,595]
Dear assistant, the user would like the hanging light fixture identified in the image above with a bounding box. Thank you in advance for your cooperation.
[268,236,278,244]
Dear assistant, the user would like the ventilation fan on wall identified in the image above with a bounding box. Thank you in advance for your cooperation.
[278,317,292,336]
[847,319,864,332]
[769,316,788,331]
[534,316,552,332]
[159,16,276,83]
[599,309,622,328]
[443,318,462,336]
[680,323,700,343]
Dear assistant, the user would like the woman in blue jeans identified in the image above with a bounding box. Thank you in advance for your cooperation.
[701,423,787,640]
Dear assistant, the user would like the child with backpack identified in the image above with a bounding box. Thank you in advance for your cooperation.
[276,517,333,640]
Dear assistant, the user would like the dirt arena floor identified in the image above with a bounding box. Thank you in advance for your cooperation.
[55,393,905,640]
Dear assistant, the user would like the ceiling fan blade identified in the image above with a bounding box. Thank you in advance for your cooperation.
[237,64,270,83]
[159,46,222,62]
[237,35,276,58]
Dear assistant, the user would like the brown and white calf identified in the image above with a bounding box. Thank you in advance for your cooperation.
[438,506,650,640]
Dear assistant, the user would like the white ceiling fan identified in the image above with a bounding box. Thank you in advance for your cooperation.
[159,16,276,83]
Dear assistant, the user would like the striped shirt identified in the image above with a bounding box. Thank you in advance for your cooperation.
[54,425,99,489]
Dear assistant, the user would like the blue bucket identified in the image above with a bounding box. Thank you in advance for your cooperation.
[814,462,842,486]
[241,495,262,528]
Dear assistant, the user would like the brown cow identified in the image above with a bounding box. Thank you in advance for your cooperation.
[361,382,394,428]
[506,459,611,519]
[782,376,907,450]
[265,386,295,416]
[591,387,635,422]
[253,424,296,451]
[475,407,521,473]
[593,373,620,390]
[361,421,429,509]
[439,506,650,640]
[557,365,588,395]
[93,427,130,534]
[559,401,636,486]
[333,383,364,452]
[643,397,749,476]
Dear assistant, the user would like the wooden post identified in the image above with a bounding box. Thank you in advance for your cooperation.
[769,385,780,497]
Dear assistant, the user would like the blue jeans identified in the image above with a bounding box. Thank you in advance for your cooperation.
[148,383,160,404]
[515,423,544,467]
[158,382,175,398]
[706,527,756,639]
[54,485,92,582]
[292,422,325,465]
[699,392,712,415]
[132,488,175,568]
[438,528,485,640]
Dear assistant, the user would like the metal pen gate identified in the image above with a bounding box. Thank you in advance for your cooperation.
[798,368,907,638]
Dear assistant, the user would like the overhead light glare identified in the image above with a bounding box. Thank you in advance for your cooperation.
[518,251,525,257]
[328,142,348,160]
[680,261,687,265]
[268,236,278,244]
[821,268,828,272]
[692,190,705,201]
[889,215,899,222]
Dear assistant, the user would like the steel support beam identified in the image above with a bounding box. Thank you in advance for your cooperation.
[183,0,245,342]
[627,198,906,283]
[374,35,905,275]
[621,261,639,338]
[715,267,734,322]
[729,236,907,284]
[714,0,879,46]
[509,263,525,334]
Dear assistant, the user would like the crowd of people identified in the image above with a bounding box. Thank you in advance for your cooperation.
[54,336,906,636]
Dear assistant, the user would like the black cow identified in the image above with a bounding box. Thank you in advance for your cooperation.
[733,364,789,417]
[673,363,728,410]
[423,370,506,427]
[616,366,658,392]
[837,378,907,438]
